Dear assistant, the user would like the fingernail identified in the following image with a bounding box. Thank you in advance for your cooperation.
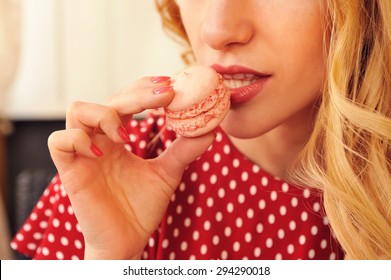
[153,86,173,95]
[91,144,104,157]
[118,126,130,142]
[151,76,171,83]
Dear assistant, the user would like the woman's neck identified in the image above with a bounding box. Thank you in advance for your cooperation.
[228,109,316,179]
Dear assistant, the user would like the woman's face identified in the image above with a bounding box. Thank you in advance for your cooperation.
[178,0,328,138]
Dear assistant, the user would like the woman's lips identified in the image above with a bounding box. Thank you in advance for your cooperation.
[211,64,271,106]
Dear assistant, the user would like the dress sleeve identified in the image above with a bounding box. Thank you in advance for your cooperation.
[11,112,175,259]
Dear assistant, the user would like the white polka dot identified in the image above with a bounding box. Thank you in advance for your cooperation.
[162,239,169,249]
[37,201,44,209]
[215,212,223,222]
[65,221,72,231]
[10,242,17,250]
[266,238,273,248]
[238,194,245,204]
[52,218,60,228]
[233,242,240,252]
[169,252,175,260]
[227,203,234,213]
[232,158,240,168]
[204,220,211,231]
[289,220,296,231]
[48,233,55,243]
[200,245,208,255]
[301,211,308,222]
[247,209,254,219]
[76,223,81,232]
[218,188,225,198]
[44,209,53,217]
[16,233,24,241]
[176,205,183,214]
[275,253,283,260]
[165,139,172,148]
[256,223,264,233]
[250,185,257,195]
[27,243,37,251]
[190,172,198,182]
[167,215,173,225]
[55,251,64,260]
[157,117,165,126]
[308,249,315,259]
[173,228,180,238]
[229,180,237,190]
[42,247,49,256]
[49,196,56,204]
[329,252,336,260]
[124,143,132,152]
[187,195,194,205]
[214,153,221,163]
[39,221,48,229]
[181,241,188,251]
[299,235,306,245]
[224,227,232,237]
[280,205,287,216]
[268,214,275,224]
[216,132,223,142]
[303,189,311,198]
[261,176,269,187]
[30,213,38,221]
[313,202,321,212]
[199,184,206,194]
[139,140,147,149]
[321,239,328,249]
[212,235,220,245]
[67,206,74,215]
[323,216,330,225]
[252,165,260,173]
[206,197,214,207]
[254,247,261,258]
[236,217,243,228]
[258,199,266,210]
[202,162,210,172]
[270,191,277,201]
[61,236,69,246]
[33,232,42,240]
[23,223,32,232]
[223,144,230,154]
[287,244,295,254]
[241,171,249,182]
[221,250,228,260]
[193,231,200,241]
[245,232,252,243]
[184,218,191,227]
[221,166,229,176]
[278,229,285,239]
[195,207,203,217]
[71,255,80,260]
[291,197,298,207]
[311,225,318,235]
[282,183,289,192]
[58,203,65,213]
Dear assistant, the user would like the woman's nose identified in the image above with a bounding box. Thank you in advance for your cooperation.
[201,1,254,50]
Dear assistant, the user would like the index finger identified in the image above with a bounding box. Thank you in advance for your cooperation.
[107,76,175,115]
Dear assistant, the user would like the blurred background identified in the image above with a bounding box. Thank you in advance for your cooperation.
[0,0,184,259]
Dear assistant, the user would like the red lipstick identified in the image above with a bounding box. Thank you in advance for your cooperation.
[210,64,271,106]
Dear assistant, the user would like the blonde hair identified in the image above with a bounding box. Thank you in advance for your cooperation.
[154,0,391,259]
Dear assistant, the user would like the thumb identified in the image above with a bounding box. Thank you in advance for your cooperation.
[152,131,216,187]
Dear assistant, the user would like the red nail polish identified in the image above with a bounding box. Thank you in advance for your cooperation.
[151,76,171,83]
[118,126,130,142]
[153,86,173,95]
[91,144,103,157]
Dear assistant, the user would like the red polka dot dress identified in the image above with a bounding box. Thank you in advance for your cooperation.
[11,112,344,260]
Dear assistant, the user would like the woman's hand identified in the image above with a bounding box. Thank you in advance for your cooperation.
[47,77,215,259]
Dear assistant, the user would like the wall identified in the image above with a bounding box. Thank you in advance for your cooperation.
[5,0,184,120]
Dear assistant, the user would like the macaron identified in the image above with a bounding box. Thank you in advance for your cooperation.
[165,65,231,137]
